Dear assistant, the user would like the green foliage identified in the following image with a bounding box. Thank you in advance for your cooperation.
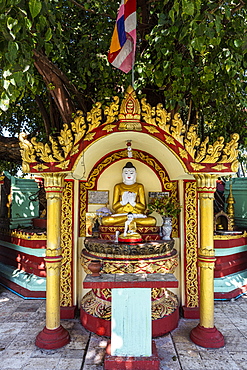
[147,195,181,218]
[136,0,247,146]
[0,0,246,152]
[0,161,21,176]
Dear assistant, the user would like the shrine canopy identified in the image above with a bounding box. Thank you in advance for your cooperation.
[19,86,239,177]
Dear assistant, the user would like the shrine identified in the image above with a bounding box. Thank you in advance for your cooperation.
[5,86,242,355]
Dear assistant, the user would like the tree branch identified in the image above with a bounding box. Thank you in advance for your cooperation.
[0,136,21,163]
[231,1,245,15]
[34,54,76,124]
[33,49,87,113]
[35,95,51,136]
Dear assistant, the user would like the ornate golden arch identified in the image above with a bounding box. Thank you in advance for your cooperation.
[19,86,239,176]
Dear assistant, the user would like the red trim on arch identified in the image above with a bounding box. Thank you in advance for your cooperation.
[27,120,234,175]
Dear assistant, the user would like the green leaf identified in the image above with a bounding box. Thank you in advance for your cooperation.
[0,93,10,112]
[154,70,164,87]
[234,40,242,48]
[215,15,221,34]
[12,71,23,87]
[7,17,18,31]
[158,13,166,26]
[191,37,206,53]
[8,41,19,61]
[45,43,53,55]
[182,0,194,16]
[173,0,180,14]
[29,0,42,18]
[24,16,32,30]
[44,28,52,41]
[169,9,175,23]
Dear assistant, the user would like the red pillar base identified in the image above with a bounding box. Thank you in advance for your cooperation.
[182,306,200,319]
[190,324,225,348]
[104,341,160,370]
[35,325,70,349]
[80,307,179,338]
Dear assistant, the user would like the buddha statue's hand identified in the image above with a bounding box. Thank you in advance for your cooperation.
[120,191,128,206]
[120,191,136,206]
[128,192,136,206]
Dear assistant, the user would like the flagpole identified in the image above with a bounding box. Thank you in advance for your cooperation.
[132,66,134,87]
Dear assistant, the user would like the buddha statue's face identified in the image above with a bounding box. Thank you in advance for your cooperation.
[122,167,136,185]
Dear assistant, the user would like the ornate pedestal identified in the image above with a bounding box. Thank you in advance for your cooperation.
[80,238,179,337]
[99,225,161,242]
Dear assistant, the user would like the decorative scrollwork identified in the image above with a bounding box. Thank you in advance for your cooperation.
[19,132,36,164]
[79,183,87,237]
[49,136,65,161]
[104,96,119,125]
[170,113,186,144]
[57,124,73,158]
[84,238,175,257]
[31,137,55,162]
[194,137,209,163]
[202,136,225,163]
[184,125,200,158]
[19,85,239,171]
[156,103,171,132]
[60,180,73,307]
[87,102,102,132]
[184,181,199,308]
[81,288,178,320]
[141,98,156,125]
[220,133,239,163]
[71,111,87,144]
[82,252,178,275]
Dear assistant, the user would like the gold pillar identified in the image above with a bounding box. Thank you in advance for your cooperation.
[190,173,224,348]
[35,172,70,349]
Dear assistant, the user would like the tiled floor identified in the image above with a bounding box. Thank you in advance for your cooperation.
[0,285,247,369]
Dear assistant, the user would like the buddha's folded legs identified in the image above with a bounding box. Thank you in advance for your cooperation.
[101,215,156,226]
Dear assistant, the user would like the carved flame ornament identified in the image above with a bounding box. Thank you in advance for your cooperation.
[19,86,239,174]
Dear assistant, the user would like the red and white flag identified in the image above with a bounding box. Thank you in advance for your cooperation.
[108,0,136,73]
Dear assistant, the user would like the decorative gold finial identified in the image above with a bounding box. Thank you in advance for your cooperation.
[118,86,142,131]
[226,176,235,229]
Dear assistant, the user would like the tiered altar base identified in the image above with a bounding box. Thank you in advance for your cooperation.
[99,225,161,241]
[81,237,179,337]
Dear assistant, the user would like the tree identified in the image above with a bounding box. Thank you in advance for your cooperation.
[0,0,247,173]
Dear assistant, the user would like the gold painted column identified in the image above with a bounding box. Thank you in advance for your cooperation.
[35,173,70,349]
[190,173,224,348]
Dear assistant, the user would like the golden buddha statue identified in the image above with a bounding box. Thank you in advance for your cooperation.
[101,162,156,226]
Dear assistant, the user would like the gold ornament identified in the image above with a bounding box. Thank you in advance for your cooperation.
[141,98,156,125]
[184,181,199,307]
[190,162,205,171]
[104,96,119,125]
[156,103,171,131]
[19,86,239,173]
[60,180,73,307]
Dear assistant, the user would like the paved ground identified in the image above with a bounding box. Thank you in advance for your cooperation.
[0,285,247,370]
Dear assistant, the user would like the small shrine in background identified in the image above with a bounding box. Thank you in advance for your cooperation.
[0,86,246,358]
[0,172,46,297]
[214,177,247,300]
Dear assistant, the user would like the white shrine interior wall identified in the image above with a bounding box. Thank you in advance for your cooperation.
[72,131,194,182]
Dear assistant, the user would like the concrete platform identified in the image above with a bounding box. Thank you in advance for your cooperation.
[0,285,247,369]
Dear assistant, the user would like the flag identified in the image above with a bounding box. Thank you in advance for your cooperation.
[108,0,136,74]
